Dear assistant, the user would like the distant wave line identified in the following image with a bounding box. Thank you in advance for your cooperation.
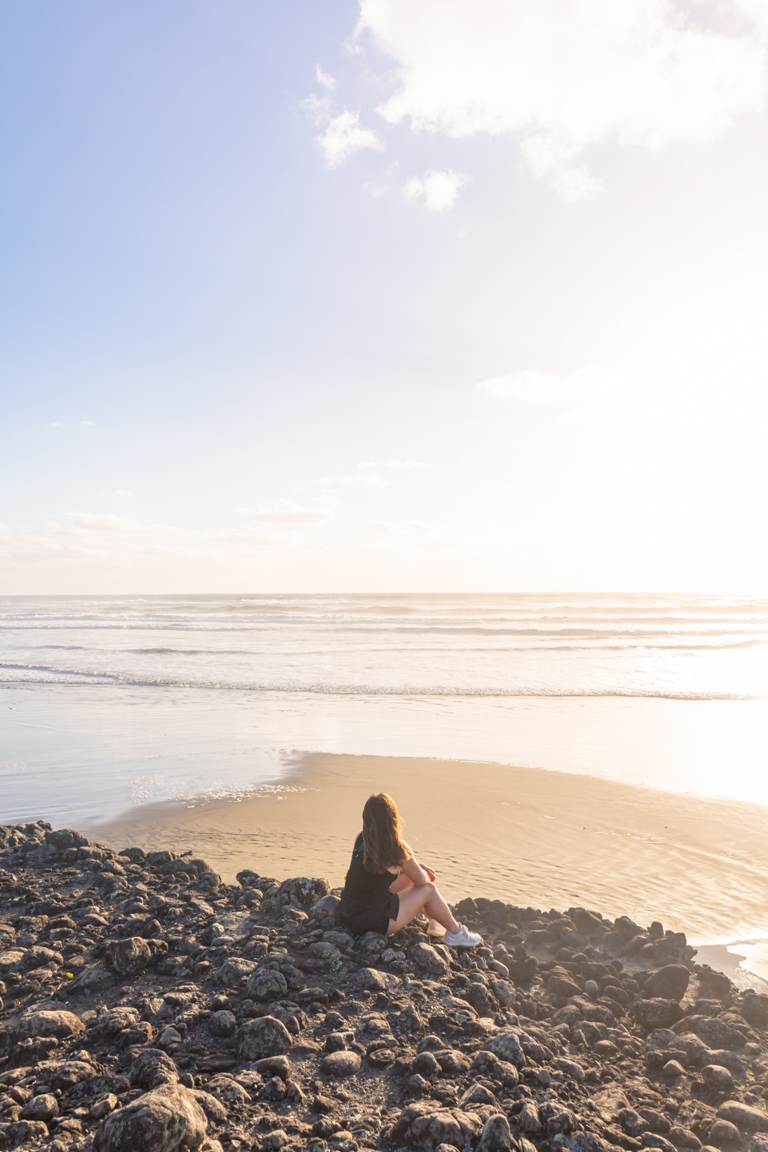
[0,663,763,701]
[2,622,767,639]
[23,639,765,658]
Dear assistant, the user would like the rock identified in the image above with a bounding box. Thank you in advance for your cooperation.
[246,967,289,1001]
[547,972,582,999]
[669,1126,702,1150]
[321,1050,361,1077]
[662,1059,686,1078]
[702,1065,734,1094]
[237,1015,293,1060]
[105,936,164,976]
[311,894,341,921]
[45,828,89,852]
[716,1102,768,1133]
[23,1093,59,1120]
[644,1135,678,1152]
[708,1120,741,1147]
[633,999,684,1029]
[645,965,690,1000]
[12,1009,84,1041]
[208,1010,237,1038]
[350,966,394,992]
[679,1016,746,1050]
[130,1048,180,1089]
[204,1076,250,1106]
[94,1082,208,1152]
[518,1101,542,1134]
[553,1057,586,1082]
[477,1114,513,1152]
[487,1030,526,1068]
[91,1095,119,1119]
[740,992,768,1029]
[392,1102,483,1150]
[217,957,258,988]
[410,942,449,976]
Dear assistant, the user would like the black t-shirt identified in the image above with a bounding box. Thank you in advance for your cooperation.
[339,832,398,918]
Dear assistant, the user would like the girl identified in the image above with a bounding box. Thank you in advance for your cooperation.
[338,792,482,947]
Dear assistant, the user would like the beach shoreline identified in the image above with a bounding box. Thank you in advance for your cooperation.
[91,750,768,987]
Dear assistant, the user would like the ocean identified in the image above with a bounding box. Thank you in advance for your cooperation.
[1,592,767,826]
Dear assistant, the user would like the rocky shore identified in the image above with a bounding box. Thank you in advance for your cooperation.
[3,824,768,1152]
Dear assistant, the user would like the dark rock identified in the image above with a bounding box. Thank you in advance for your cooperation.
[94,1082,207,1151]
[633,999,684,1029]
[708,1120,741,1147]
[477,1114,513,1152]
[702,1065,734,1093]
[645,965,690,1001]
[487,1030,526,1068]
[237,1015,293,1060]
[208,1009,237,1038]
[740,992,768,1029]
[246,967,289,1001]
[320,1050,361,1077]
[106,936,166,976]
[130,1048,180,1089]
[716,1102,768,1133]
[22,1093,59,1120]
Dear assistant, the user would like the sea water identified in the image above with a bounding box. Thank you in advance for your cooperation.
[1,592,767,824]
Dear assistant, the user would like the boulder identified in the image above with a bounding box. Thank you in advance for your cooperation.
[645,965,690,1001]
[410,942,449,976]
[105,937,165,977]
[94,1082,207,1152]
[716,1102,768,1133]
[12,1009,84,1041]
[632,999,684,1029]
[237,1015,293,1060]
[477,1114,514,1152]
[321,1050,361,1077]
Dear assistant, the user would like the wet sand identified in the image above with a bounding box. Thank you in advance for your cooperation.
[93,752,768,956]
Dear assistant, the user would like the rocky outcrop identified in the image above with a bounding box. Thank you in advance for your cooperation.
[1,821,767,1152]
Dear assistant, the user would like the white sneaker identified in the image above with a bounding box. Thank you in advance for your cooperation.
[443,923,482,948]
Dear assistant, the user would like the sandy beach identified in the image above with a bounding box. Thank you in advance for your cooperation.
[94,751,768,959]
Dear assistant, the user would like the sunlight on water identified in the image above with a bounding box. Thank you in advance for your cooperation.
[1,592,767,824]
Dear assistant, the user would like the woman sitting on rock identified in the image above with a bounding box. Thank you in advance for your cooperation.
[338,792,481,947]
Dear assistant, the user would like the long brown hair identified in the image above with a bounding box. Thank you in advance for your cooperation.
[362,793,407,873]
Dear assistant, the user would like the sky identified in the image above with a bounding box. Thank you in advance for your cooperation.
[1,0,767,594]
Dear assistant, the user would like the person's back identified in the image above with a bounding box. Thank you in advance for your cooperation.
[339,832,399,935]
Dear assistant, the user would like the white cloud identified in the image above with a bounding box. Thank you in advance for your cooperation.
[403,168,466,211]
[48,419,96,430]
[316,64,337,92]
[0,512,292,568]
[356,0,768,196]
[301,92,332,121]
[238,499,331,526]
[519,136,604,200]
[318,110,384,168]
[358,458,430,471]
[316,471,387,488]
[476,367,614,408]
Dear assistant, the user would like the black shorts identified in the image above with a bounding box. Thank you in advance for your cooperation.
[339,892,399,936]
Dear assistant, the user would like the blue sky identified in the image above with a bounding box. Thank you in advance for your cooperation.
[2,1,767,592]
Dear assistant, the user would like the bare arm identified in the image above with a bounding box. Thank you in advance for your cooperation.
[400,841,431,887]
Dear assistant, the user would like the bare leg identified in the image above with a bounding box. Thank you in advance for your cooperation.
[387,882,461,936]
[389,874,441,935]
